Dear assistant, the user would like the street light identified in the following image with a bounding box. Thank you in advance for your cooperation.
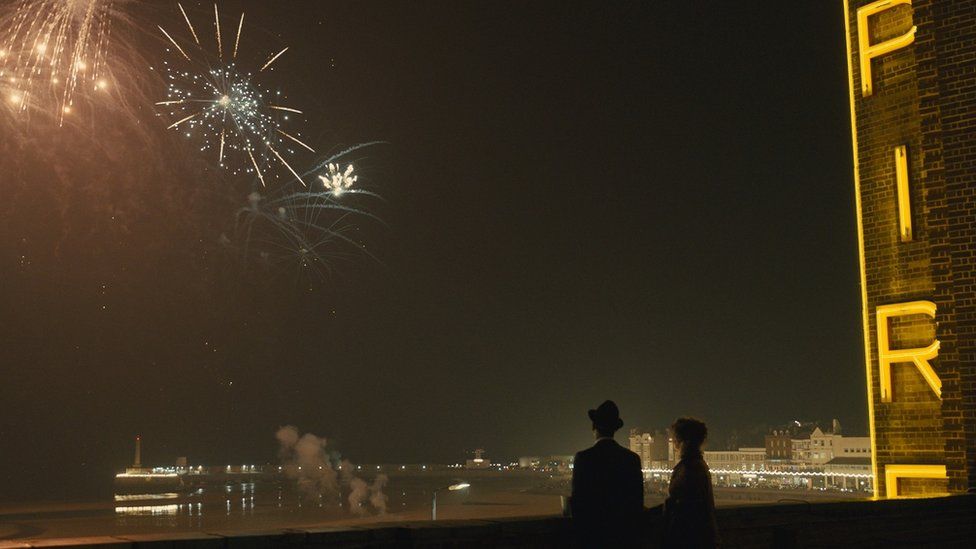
[431,482,470,520]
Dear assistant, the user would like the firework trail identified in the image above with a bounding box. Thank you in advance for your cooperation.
[0,0,167,149]
[0,0,120,125]
[0,0,201,266]
[230,143,387,279]
[156,3,312,188]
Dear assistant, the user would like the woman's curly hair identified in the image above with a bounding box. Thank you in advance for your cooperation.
[671,417,708,451]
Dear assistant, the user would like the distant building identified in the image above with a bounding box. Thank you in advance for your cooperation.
[809,425,871,465]
[765,430,792,460]
[629,430,652,468]
[703,447,766,472]
[791,438,812,463]
[628,429,673,469]
[703,447,766,486]
[810,427,834,465]
[835,436,871,457]
[824,457,873,492]
[465,448,490,469]
[635,419,873,493]
[764,420,873,492]
[517,455,572,472]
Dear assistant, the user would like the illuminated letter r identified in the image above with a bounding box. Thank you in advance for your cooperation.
[876,301,941,402]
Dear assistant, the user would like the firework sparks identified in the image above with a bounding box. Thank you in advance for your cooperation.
[158,25,190,62]
[177,3,199,45]
[231,144,387,279]
[318,164,358,197]
[233,13,244,59]
[157,4,309,187]
[0,0,117,124]
[277,129,315,153]
[260,47,288,72]
[213,4,222,59]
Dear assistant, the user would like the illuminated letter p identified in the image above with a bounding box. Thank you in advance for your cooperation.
[857,0,916,97]
[876,301,940,402]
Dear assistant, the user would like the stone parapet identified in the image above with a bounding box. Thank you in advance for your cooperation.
[6,495,975,548]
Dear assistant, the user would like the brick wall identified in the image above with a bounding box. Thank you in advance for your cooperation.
[845,0,976,496]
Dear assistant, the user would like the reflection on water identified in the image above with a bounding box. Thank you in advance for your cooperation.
[114,483,263,522]
[0,473,564,541]
[108,478,475,524]
[114,505,180,516]
[114,493,179,502]
[113,492,183,517]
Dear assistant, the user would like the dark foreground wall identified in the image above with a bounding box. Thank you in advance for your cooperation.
[5,495,975,548]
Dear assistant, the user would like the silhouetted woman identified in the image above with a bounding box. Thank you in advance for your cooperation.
[663,417,719,548]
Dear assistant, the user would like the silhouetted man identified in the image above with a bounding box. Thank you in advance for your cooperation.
[570,400,644,548]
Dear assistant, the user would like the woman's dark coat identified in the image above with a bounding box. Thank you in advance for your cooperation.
[663,453,719,548]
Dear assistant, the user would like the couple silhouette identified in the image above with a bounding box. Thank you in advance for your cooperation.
[569,400,718,548]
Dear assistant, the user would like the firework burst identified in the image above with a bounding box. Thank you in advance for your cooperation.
[156,3,311,187]
[0,0,121,124]
[319,163,358,197]
[230,143,387,279]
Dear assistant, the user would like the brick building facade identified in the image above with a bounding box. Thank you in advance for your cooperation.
[843,0,976,497]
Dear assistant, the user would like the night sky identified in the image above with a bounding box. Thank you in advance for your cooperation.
[0,1,864,501]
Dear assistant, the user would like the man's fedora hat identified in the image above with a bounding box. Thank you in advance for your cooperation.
[588,400,624,431]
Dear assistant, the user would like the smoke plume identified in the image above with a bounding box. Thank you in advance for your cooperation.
[369,475,389,514]
[275,425,387,515]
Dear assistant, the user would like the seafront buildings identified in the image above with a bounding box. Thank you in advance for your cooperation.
[629,420,874,493]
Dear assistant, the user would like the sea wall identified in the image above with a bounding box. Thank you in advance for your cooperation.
[5,494,975,548]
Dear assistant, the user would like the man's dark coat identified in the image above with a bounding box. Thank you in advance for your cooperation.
[570,438,644,547]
